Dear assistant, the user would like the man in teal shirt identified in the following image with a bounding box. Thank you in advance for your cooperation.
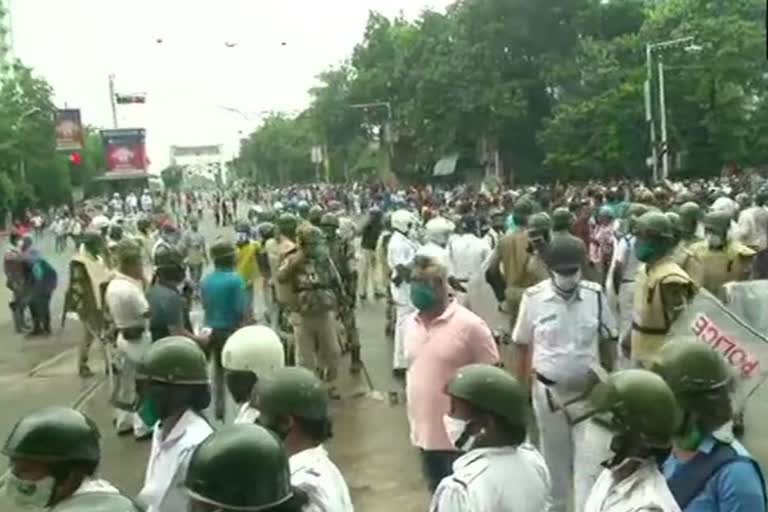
[201,239,247,421]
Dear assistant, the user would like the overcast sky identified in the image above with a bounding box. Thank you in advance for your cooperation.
[11,0,454,170]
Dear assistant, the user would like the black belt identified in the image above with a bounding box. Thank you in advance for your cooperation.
[536,372,557,386]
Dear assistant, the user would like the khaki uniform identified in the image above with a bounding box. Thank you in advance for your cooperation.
[65,248,111,373]
[328,236,359,352]
[671,242,703,285]
[496,230,548,321]
[278,249,342,382]
[631,257,696,368]
[689,240,755,301]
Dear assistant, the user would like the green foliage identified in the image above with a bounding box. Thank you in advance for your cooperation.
[237,0,768,183]
[161,164,184,191]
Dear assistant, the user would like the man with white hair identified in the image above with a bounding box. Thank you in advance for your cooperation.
[404,253,499,492]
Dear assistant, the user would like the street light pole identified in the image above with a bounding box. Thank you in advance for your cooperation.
[658,57,669,181]
[645,44,658,182]
[108,74,118,128]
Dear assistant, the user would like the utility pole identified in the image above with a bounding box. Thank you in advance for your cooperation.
[658,57,669,181]
[645,44,658,182]
[108,74,118,128]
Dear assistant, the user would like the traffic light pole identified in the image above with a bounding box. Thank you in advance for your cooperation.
[108,74,118,128]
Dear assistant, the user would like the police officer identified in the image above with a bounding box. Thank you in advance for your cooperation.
[184,424,308,512]
[512,234,617,512]
[666,211,704,285]
[653,341,766,511]
[628,211,696,368]
[578,370,682,511]
[137,336,214,512]
[485,198,548,326]
[2,407,140,511]
[277,224,343,392]
[273,213,301,349]
[430,364,550,512]
[222,325,285,424]
[689,211,755,301]
[308,205,324,227]
[678,202,704,247]
[388,209,419,374]
[257,367,354,512]
[320,213,362,373]
[551,207,575,237]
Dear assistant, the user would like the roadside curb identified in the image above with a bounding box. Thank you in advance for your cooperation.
[27,347,76,376]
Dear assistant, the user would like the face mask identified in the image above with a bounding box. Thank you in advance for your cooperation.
[634,239,661,263]
[236,232,249,244]
[5,472,55,509]
[706,233,724,248]
[410,282,439,311]
[675,426,703,451]
[442,414,480,451]
[553,270,581,293]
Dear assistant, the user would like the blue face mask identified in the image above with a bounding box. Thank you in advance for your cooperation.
[410,282,439,311]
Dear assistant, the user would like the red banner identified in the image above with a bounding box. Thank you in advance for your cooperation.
[101,128,147,172]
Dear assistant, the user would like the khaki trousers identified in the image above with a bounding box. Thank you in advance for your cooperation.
[291,311,340,382]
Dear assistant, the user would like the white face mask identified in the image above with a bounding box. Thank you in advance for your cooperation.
[442,414,480,451]
[553,269,581,293]
[5,473,55,509]
[706,233,724,248]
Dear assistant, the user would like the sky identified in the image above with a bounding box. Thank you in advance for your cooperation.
[10,0,454,171]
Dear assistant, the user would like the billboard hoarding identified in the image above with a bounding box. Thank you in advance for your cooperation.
[101,128,147,173]
[55,109,84,151]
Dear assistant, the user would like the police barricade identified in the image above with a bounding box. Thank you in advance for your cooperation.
[667,288,768,414]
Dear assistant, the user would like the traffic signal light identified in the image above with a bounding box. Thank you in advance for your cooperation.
[69,152,82,165]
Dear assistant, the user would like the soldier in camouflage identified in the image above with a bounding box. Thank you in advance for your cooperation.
[320,213,362,373]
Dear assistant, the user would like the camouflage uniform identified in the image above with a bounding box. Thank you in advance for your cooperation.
[277,224,343,387]
[321,214,362,372]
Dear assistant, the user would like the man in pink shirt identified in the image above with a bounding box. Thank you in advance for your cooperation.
[404,253,500,491]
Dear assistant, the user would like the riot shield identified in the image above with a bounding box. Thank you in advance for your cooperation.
[667,288,768,413]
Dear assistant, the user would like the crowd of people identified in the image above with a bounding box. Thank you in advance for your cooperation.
[2,174,768,512]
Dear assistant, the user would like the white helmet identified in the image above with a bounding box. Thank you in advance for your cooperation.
[222,325,285,376]
[711,196,738,217]
[391,209,415,233]
[425,217,455,246]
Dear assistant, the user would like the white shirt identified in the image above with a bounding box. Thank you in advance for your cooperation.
[512,279,617,382]
[105,272,150,362]
[139,410,213,512]
[290,445,354,512]
[233,403,261,424]
[735,206,768,250]
[585,459,681,512]
[141,194,153,211]
[448,234,492,281]
[418,241,453,275]
[387,230,418,305]
[126,194,138,209]
[430,445,551,512]
[614,235,640,283]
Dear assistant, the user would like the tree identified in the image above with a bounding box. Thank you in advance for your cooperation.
[161,165,184,191]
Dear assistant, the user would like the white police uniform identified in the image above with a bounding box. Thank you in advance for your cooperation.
[388,229,418,370]
[429,445,551,512]
[512,279,618,512]
[290,445,354,512]
[585,459,680,512]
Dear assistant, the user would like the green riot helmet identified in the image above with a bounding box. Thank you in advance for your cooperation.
[81,231,103,255]
[702,211,732,237]
[512,197,535,227]
[3,407,100,463]
[308,205,324,226]
[296,224,327,257]
[319,213,339,240]
[545,234,586,273]
[209,239,236,266]
[276,213,299,239]
[665,211,683,242]
[296,200,310,218]
[257,221,277,241]
[632,211,676,263]
[677,202,702,236]
[185,424,293,511]
[551,207,575,233]
[651,340,732,425]
[585,369,682,454]
[527,212,552,244]
[257,367,329,435]
[447,364,528,429]
[140,336,209,385]
[756,185,768,207]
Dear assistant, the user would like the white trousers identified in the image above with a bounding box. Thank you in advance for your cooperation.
[393,302,415,370]
[617,282,636,370]
[533,380,612,512]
